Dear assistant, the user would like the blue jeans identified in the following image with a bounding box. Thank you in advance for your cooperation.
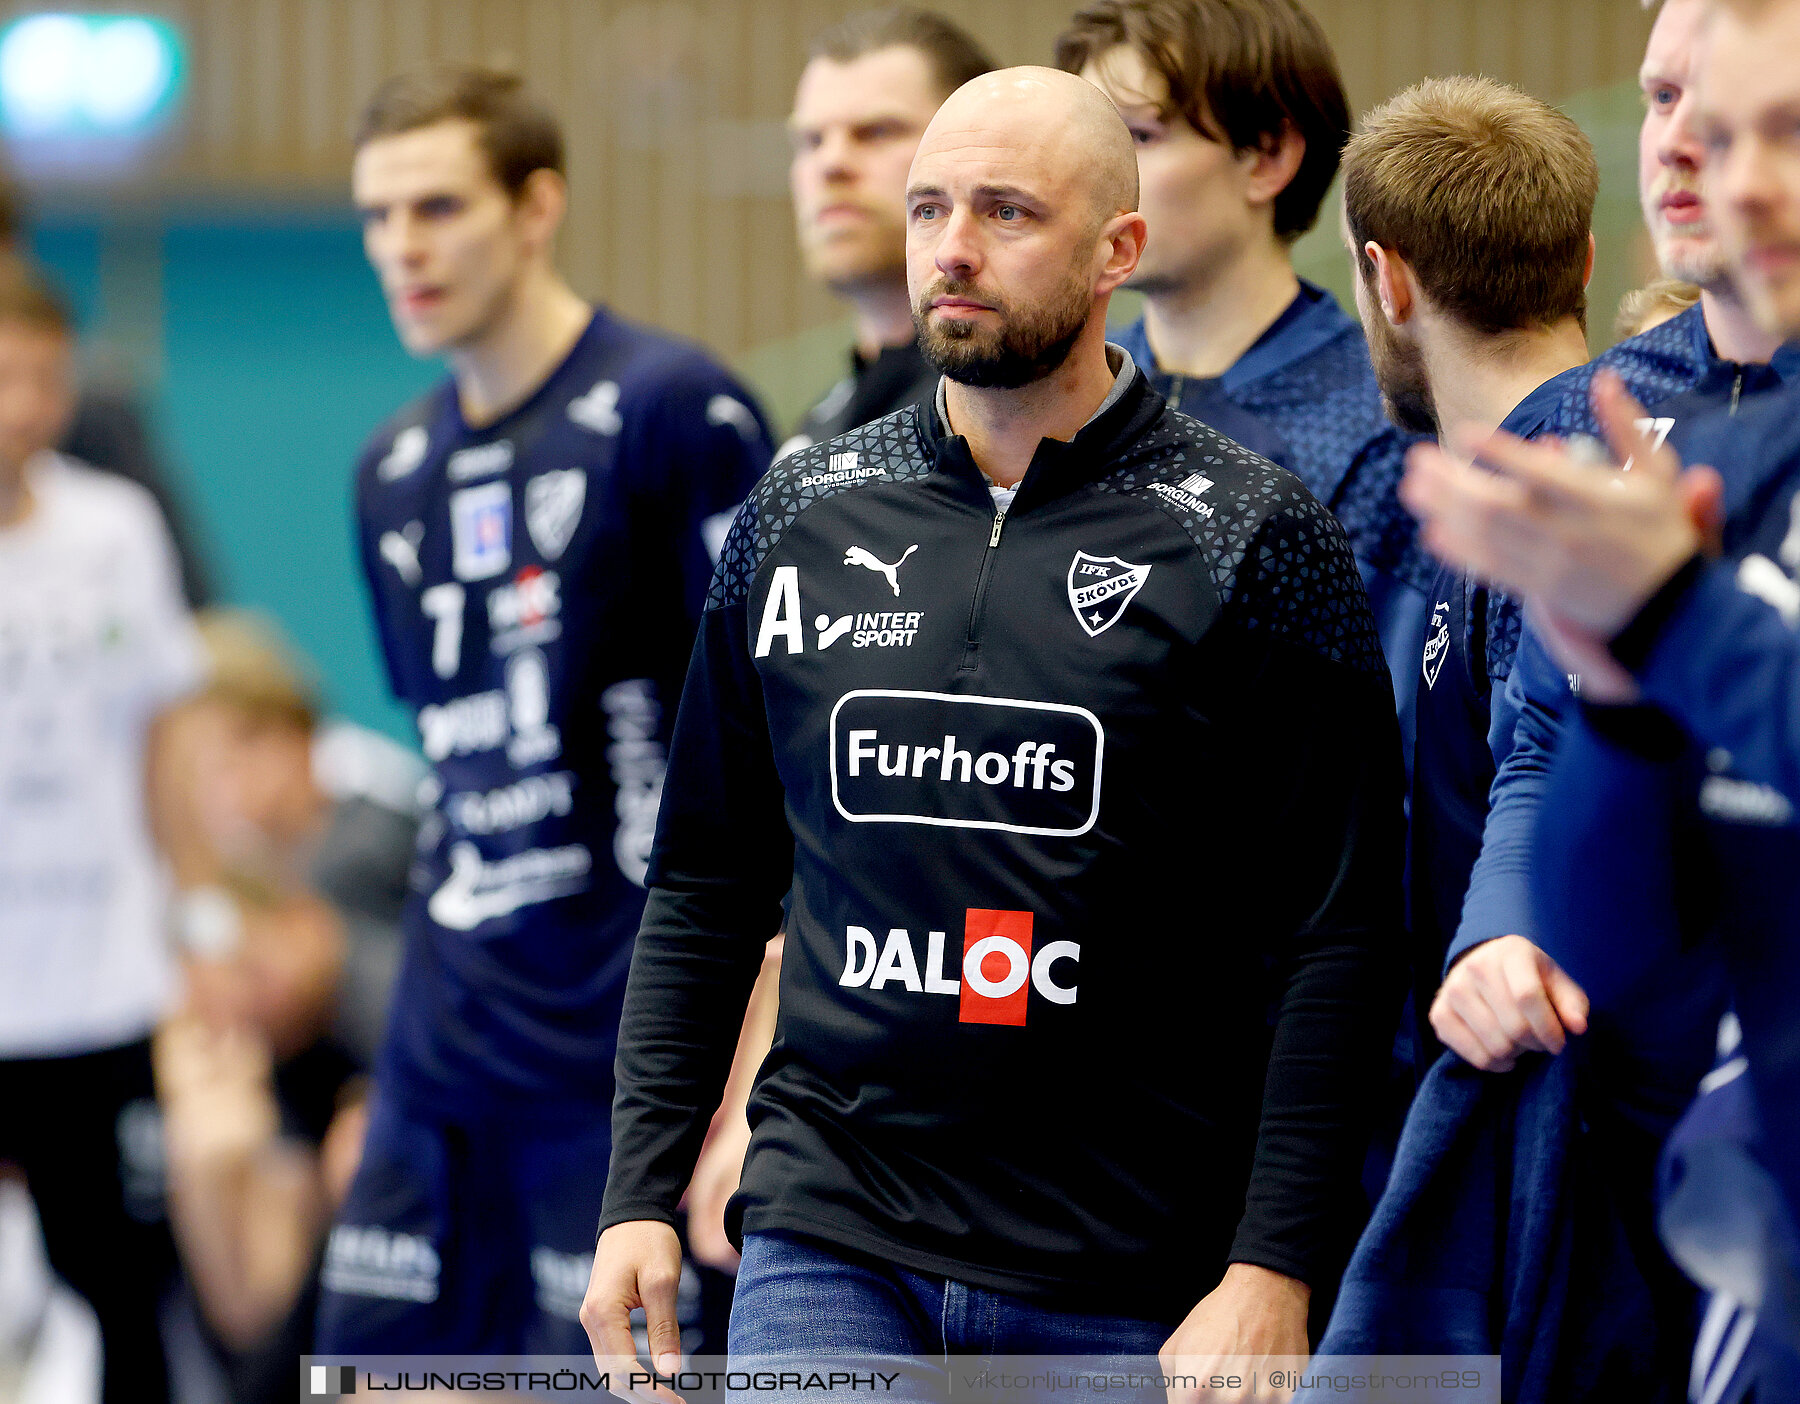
[727,1231,1174,1401]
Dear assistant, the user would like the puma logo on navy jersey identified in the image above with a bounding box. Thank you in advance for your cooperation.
[379,520,424,585]
[844,544,918,597]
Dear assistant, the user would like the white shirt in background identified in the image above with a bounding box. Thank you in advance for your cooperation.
[0,453,203,1058]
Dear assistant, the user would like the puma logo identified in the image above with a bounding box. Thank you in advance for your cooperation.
[844,544,918,597]
[379,521,425,585]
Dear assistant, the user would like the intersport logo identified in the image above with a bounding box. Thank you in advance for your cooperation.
[830,690,1103,837]
[839,908,1079,1026]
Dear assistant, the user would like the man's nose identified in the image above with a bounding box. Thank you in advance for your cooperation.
[816,129,856,181]
[1659,93,1705,171]
[933,207,982,277]
[1715,133,1775,220]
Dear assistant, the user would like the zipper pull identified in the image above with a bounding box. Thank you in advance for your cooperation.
[1731,370,1744,415]
[989,510,1006,548]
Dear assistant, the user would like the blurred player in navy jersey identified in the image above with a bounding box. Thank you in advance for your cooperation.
[315,67,773,1356]
[1401,0,1800,1390]
[1057,0,1435,766]
[1410,0,1800,1078]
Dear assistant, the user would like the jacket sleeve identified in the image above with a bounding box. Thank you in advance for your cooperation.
[1221,496,1410,1287]
[1446,627,1570,969]
[1616,555,1800,806]
[599,529,794,1230]
[1528,704,1725,1132]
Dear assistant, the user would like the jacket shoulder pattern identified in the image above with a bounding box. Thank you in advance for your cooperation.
[707,407,934,609]
[1548,308,1707,436]
[1233,328,1437,596]
[1094,410,1387,674]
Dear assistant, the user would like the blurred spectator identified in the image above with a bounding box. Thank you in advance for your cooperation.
[149,609,418,1403]
[0,255,202,1404]
[779,9,994,456]
[0,168,214,608]
[1615,278,1703,341]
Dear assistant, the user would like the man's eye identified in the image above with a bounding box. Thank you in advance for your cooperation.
[997,205,1019,221]
[914,205,938,220]
[1654,86,1679,109]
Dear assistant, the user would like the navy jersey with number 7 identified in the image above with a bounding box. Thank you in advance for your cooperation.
[353,308,773,1117]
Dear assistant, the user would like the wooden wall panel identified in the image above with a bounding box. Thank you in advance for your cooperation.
[1,0,1657,378]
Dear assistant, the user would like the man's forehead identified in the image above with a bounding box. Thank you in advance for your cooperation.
[792,46,941,124]
[353,119,490,193]
[1641,0,1706,85]
[1697,0,1800,115]
[908,141,1063,208]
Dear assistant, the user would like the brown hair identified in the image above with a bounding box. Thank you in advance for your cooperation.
[0,256,72,337]
[807,8,996,99]
[1054,0,1349,241]
[1343,76,1598,335]
[355,67,563,199]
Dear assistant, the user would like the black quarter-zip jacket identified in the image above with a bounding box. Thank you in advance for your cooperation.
[601,365,1406,1321]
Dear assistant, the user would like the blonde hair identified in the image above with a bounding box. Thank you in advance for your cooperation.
[194,609,320,734]
[1343,75,1598,334]
[1614,278,1702,340]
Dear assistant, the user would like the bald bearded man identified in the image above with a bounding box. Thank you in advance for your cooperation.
[584,68,1403,1387]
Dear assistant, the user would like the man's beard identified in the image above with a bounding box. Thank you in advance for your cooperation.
[1366,308,1438,435]
[912,272,1091,389]
[1642,180,1729,289]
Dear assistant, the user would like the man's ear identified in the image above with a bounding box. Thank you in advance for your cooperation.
[1367,242,1415,326]
[1095,210,1150,295]
[1242,124,1306,211]
[515,167,568,256]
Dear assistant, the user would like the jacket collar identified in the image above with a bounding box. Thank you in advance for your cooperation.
[917,345,1166,513]
[1117,279,1352,395]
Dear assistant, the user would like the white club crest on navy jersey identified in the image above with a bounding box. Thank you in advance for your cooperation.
[706,394,760,442]
[526,470,587,561]
[1423,599,1452,690]
[377,424,428,481]
[567,380,622,435]
[1067,551,1150,637]
[378,520,424,585]
[449,482,511,581]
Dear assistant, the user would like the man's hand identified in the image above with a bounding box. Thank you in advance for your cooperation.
[1430,935,1590,1072]
[1400,371,1714,639]
[682,1116,750,1270]
[581,1220,685,1395]
[1160,1263,1310,1403]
